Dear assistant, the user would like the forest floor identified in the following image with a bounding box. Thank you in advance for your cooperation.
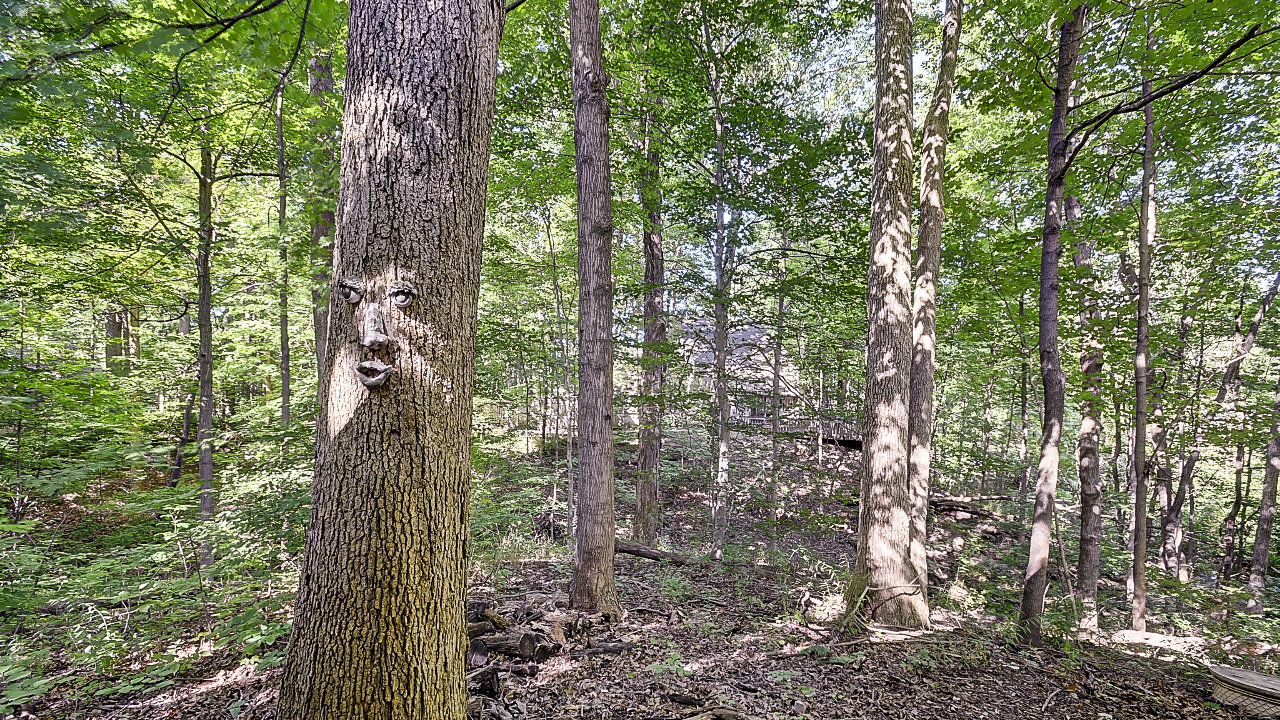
[29,553,1255,720]
[19,444,1277,719]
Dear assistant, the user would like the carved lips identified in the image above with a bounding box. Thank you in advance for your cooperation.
[356,358,394,388]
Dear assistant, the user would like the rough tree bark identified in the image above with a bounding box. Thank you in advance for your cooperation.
[850,0,929,629]
[907,0,963,600]
[1248,374,1280,612]
[1131,81,1155,632]
[1018,3,1088,647]
[276,0,504,716]
[1072,196,1104,631]
[276,93,291,430]
[196,144,216,566]
[634,95,665,547]
[568,0,622,619]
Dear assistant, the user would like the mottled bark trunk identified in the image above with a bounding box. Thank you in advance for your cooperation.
[568,0,621,619]
[1018,3,1087,647]
[196,145,217,566]
[277,93,291,430]
[1131,82,1155,632]
[1248,375,1280,612]
[277,0,503,716]
[634,100,665,547]
[850,0,929,629]
[1073,204,1103,630]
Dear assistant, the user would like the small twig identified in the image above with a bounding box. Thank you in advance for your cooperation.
[1040,688,1061,714]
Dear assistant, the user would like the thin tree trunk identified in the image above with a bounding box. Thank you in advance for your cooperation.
[308,55,335,377]
[1018,3,1088,647]
[914,0,967,533]
[105,309,126,376]
[1018,293,1030,540]
[569,0,621,619]
[705,13,734,560]
[1131,78,1156,632]
[1222,437,1245,584]
[769,230,789,556]
[1073,197,1103,630]
[850,0,929,629]
[546,213,576,541]
[1248,374,1280,612]
[277,1,503,715]
[1179,271,1280,508]
[277,93,291,431]
[196,144,217,566]
[169,392,195,487]
[634,96,665,547]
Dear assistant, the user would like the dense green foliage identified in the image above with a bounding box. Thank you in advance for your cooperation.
[2,0,1279,713]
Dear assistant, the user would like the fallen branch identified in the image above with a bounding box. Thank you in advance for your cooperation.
[614,541,778,576]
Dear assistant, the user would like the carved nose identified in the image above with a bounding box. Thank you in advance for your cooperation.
[361,304,390,350]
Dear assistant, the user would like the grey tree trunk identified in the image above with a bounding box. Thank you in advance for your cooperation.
[850,0,929,629]
[105,309,127,376]
[1018,3,1087,647]
[568,0,621,619]
[1131,82,1155,632]
[277,93,291,430]
[1161,310,1194,581]
[703,14,734,559]
[770,231,790,556]
[908,0,963,599]
[197,145,216,566]
[634,99,665,547]
[1248,374,1280,612]
[308,55,335,376]
[168,392,195,488]
[277,0,504,715]
[1073,200,1103,630]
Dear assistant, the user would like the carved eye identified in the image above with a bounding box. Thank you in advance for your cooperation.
[338,279,363,304]
[389,280,416,309]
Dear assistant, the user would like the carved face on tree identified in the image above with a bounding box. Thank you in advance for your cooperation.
[338,277,417,389]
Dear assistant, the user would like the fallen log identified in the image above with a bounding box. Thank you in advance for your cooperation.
[614,541,777,576]
[474,631,561,662]
[467,621,494,639]
[569,641,635,658]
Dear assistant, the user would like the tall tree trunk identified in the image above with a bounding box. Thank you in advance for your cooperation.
[1221,435,1246,584]
[634,97,665,547]
[849,0,929,629]
[105,309,127,376]
[1131,80,1156,632]
[169,392,195,487]
[308,55,335,377]
[277,0,503,715]
[1018,3,1087,647]
[277,93,291,431]
[706,15,734,560]
[1018,293,1030,540]
[546,212,576,541]
[1161,310,1193,580]
[1248,374,1280,612]
[770,230,790,556]
[1073,199,1103,631]
[568,0,621,619]
[196,144,217,566]
[1178,271,1280,513]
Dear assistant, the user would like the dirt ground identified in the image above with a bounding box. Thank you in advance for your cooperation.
[27,552,1253,720]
